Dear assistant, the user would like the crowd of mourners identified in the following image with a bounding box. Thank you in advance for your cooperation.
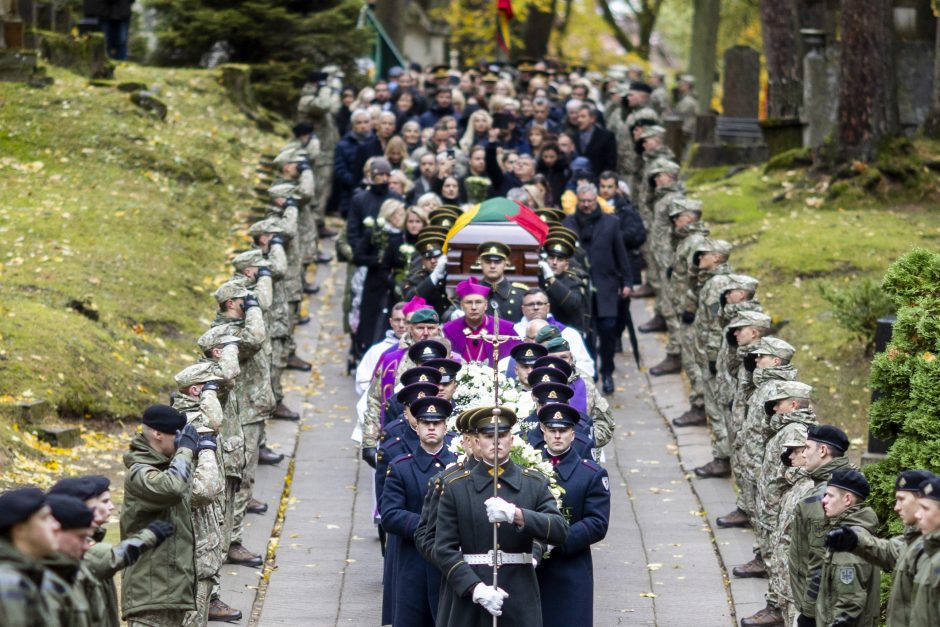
[1,57,939,627]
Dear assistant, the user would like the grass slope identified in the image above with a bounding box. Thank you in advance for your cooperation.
[0,63,279,424]
[686,143,940,453]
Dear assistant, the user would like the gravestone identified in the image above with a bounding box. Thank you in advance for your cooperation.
[896,41,935,133]
[801,29,840,149]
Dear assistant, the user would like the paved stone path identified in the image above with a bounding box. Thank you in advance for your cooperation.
[218,250,767,626]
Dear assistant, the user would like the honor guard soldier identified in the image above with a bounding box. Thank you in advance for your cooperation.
[476,241,527,322]
[538,236,590,334]
[380,397,458,627]
[523,383,594,459]
[534,403,610,627]
[403,232,453,317]
[433,407,569,625]
[507,341,549,388]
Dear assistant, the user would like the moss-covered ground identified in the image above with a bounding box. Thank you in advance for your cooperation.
[685,140,940,457]
[0,63,281,473]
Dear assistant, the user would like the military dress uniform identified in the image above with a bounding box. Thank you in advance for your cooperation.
[534,404,610,627]
[540,238,590,334]
[402,234,453,317]
[380,398,458,627]
[477,241,527,322]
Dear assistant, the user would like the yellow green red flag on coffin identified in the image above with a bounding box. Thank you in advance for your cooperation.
[442,196,548,252]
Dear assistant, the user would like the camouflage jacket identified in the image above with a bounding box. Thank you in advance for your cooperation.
[670,222,710,313]
[756,409,818,534]
[692,263,734,364]
[211,308,272,425]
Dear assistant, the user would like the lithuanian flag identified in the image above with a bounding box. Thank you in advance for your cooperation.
[497,0,513,52]
[442,196,549,252]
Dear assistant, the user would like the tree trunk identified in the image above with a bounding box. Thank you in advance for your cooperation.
[522,0,557,60]
[759,0,801,119]
[923,17,940,137]
[373,0,409,52]
[837,0,898,161]
[688,0,720,111]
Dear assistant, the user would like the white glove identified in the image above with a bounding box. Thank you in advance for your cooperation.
[537,260,554,280]
[472,583,509,616]
[430,254,448,284]
[485,496,516,523]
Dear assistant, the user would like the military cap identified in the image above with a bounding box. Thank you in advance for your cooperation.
[175,362,224,389]
[0,487,46,532]
[727,310,772,330]
[750,337,796,362]
[411,397,453,422]
[535,209,561,226]
[896,469,935,493]
[273,148,307,167]
[828,468,870,499]
[920,477,940,501]
[370,157,392,175]
[396,382,439,406]
[510,342,548,366]
[668,197,703,218]
[49,477,101,501]
[482,71,499,83]
[629,81,653,94]
[142,404,187,435]
[423,358,462,384]
[409,309,440,325]
[477,241,511,261]
[292,122,314,137]
[197,326,240,352]
[691,239,733,266]
[416,235,445,258]
[528,366,569,387]
[678,74,696,85]
[430,64,450,79]
[540,208,567,223]
[420,225,452,239]
[213,281,250,304]
[647,158,680,177]
[806,424,849,453]
[232,249,271,271]
[268,182,298,199]
[515,58,536,72]
[532,382,574,405]
[723,274,759,298]
[545,336,571,354]
[399,366,443,387]
[531,69,550,80]
[638,125,666,140]
[543,238,575,258]
[430,206,460,220]
[549,225,579,244]
[455,407,483,434]
[537,402,580,429]
[469,406,517,433]
[629,107,660,127]
[47,494,94,530]
[780,424,809,448]
[763,381,813,416]
[429,213,457,228]
[248,217,287,237]
[534,325,561,343]
[408,339,448,364]
[532,355,573,378]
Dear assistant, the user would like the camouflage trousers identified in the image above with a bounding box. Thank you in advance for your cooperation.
[211,478,239,602]
[652,266,681,355]
[679,322,705,409]
[313,163,331,225]
[127,609,187,627]
[232,421,264,545]
[181,578,212,627]
[298,203,318,266]
[704,374,732,459]
[271,336,290,403]
[731,424,763,517]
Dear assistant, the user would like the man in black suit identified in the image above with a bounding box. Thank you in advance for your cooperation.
[572,104,617,178]
[562,183,633,395]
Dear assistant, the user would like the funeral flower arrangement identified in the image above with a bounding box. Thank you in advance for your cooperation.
[450,361,535,418]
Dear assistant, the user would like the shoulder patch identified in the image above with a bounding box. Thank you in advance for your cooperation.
[839,566,855,585]
[445,470,471,485]
[512,282,529,290]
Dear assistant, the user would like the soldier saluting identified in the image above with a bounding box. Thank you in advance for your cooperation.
[433,406,569,625]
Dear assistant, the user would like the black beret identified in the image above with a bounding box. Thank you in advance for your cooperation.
[47,494,94,530]
[142,404,186,435]
[85,475,111,496]
[537,402,580,428]
[399,366,442,387]
[49,477,99,501]
[308,70,329,83]
[806,424,849,453]
[921,477,940,501]
[0,487,46,532]
[629,81,653,94]
[292,122,314,137]
[396,382,439,407]
[827,468,870,500]
[510,342,548,366]
[408,339,448,364]
[896,469,936,493]
[531,382,574,405]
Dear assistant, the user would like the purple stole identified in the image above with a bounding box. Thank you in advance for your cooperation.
[442,316,520,366]
[373,345,407,425]
[570,377,588,414]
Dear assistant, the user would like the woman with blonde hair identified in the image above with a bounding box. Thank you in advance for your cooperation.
[401,120,422,155]
[415,192,442,215]
[404,206,429,243]
[384,136,410,171]
[459,109,493,153]
[388,169,414,199]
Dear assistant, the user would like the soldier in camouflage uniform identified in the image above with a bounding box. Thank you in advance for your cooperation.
[673,238,732,428]
[694,309,771,479]
[297,68,341,234]
[675,75,699,147]
[722,337,798,534]
[740,382,817,627]
[172,363,228,627]
[649,71,671,116]
[274,144,321,288]
[208,281,270,568]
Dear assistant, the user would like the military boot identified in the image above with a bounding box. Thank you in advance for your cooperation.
[740,604,783,627]
[649,354,682,376]
[694,457,731,478]
[208,598,243,622]
[716,507,751,528]
[632,284,655,298]
[286,354,312,371]
[247,498,268,515]
[732,555,767,579]
[672,406,707,427]
[273,402,300,421]
[258,446,284,465]
[639,314,667,333]
[226,543,263,567]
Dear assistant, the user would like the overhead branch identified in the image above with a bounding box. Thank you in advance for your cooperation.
[595,0,635,53]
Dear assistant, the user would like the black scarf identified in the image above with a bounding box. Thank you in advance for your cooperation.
[574,209,602,245]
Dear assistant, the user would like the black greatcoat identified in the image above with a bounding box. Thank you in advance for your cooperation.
[434,460,569,627]
[562,212,632,318]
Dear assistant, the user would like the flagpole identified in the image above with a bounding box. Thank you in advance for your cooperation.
[491,302,502,627]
